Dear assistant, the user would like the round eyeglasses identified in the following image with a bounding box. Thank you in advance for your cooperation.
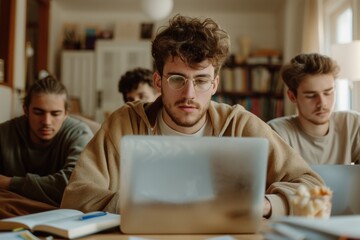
[165,75,215,92]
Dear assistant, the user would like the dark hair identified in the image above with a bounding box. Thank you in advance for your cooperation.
[152,14,231,76]
[281,53,340,95]
[118,67,154,101]
[23,75,70,111]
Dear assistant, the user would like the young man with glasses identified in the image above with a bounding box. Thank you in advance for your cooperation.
[62,15,324,219]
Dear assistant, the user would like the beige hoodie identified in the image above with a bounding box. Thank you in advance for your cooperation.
[61,98,324,218]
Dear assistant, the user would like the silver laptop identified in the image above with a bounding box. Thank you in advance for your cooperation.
[311,164,360,216]
[119,135,269,234]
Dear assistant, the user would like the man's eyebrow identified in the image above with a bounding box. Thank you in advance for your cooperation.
[194,73,212,77]
[302,87,334,94]
[51,110,64,113]
[164,72,183,76]
[324,87,334,91]
[32,107,45,112]
[32,107,63,113]
[165,72,212,77]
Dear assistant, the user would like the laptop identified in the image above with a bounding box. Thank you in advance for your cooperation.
[119,135,269,234]
[311,164,360,216]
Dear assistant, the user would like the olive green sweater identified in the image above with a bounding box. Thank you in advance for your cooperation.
[0,116,93,206]
[61,98,324,218]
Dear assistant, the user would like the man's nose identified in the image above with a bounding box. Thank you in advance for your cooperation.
[41,113,52,124]
[182,79,197,98]
[316,95,327,108]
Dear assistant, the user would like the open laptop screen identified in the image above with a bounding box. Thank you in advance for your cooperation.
[120,136,269,234]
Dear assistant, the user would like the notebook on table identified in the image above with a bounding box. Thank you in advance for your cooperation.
[119,135,269,234]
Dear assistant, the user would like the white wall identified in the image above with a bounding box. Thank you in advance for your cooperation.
[0,0,26,122]
[13,0,26,90]
[352,0,360,112]
[353,82,360,112]
[282,0,305,115]
[0,86,12,123]
[48,3,284,77]
[12,0,26,118]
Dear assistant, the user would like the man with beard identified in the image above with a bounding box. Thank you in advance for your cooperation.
[61,15,324,219]
[268,53,360,164]
[0,76,93,218]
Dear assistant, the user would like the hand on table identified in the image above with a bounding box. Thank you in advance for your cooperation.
[263,197,271,218]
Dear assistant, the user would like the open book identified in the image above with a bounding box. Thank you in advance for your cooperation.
[0,230,40,240]
[0,209,120,239]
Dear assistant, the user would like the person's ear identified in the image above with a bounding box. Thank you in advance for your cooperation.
[287,89,297,103]
[153,72,162,90]
[211,75,220,95]
[23,105,29,117]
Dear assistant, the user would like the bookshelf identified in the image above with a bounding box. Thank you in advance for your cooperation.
[214,58,284,122]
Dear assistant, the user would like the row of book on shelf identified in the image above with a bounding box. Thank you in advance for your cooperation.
[218,66,284,95]
[213,95,284,121]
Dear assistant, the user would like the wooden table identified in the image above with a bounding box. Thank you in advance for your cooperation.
[74,220,269,240]
[78,232,264,240]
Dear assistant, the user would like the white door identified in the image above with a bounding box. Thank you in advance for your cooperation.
[61,50,96,119]
[95,40,152,122]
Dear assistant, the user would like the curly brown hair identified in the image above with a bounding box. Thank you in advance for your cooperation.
[281,53,339,96]
[118,67,154,102]
[152,15,230,76]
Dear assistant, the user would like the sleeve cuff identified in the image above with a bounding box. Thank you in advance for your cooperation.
[9,176,24,193]
[265,194,289,219]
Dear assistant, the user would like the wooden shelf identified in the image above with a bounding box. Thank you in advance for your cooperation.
[216,91,283,99]
[216,58,284,121]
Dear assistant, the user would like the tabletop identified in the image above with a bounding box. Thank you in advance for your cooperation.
[78,232,264,240]
[74,220,269,240]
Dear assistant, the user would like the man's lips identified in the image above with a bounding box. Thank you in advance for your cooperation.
[39,128,53,135]
[178,104,197,112]
[314,110,329,116]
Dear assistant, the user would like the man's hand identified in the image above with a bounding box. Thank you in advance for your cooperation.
[263,197,272,218]
[0,175,11,190]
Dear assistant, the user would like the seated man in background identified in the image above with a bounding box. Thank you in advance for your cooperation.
[118,67,160,102]
[0,76,94,218]
[268,53,360,164]
[61,14,324,219]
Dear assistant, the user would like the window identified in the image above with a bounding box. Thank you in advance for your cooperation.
[325,0,353,111]
[335,6,352,110]
[336,7,352,44]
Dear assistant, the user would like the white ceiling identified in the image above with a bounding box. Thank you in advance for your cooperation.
[54,0,286,13]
